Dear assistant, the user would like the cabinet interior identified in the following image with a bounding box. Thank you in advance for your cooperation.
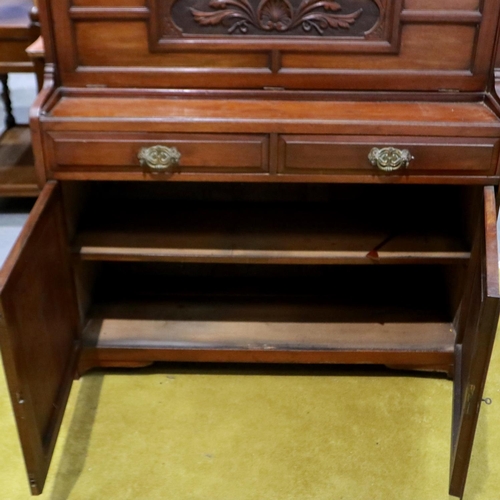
[61,182,479,372]
[68,182,475,264]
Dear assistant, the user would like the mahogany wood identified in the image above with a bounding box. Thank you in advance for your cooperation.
[0,182,80,494]
[2,0,500,497]
[73,191,471,265]
[77,261,456,370]
[0,1,42,195]
[0,0,38,75]
[46,97,500,132]
[79,319,456,368]
[48,132,269,174]
[43,0,499,91]
[0,127,39,197]
[280,136,500,175]
[0,0,42,127]
[26,36,46,91]
[450,187,500,497]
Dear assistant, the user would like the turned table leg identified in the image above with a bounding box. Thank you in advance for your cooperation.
[0,74,16,130]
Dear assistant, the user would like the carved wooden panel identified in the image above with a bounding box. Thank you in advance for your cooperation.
[175,0,378,36]
[150,0,402,52]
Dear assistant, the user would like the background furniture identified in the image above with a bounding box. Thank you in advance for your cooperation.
[0,0,41,197]
[1,0,500,498]
[0,0,40,128]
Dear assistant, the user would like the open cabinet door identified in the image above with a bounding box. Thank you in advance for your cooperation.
[449,186,500,498]
[0,181,80,495]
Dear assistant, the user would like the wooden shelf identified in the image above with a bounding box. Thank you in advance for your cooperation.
[82,288,456,365]
[74,197,470,265]
[82,315,455,366]
[80,263,457,367]
[0,127,39,197]
[81,294,455,366]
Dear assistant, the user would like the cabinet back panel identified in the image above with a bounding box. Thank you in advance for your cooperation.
[282,25,475,71]
[74,22,474,71]
[75,22,270,68]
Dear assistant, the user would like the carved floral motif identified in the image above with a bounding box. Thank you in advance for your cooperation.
[190,0,363,35]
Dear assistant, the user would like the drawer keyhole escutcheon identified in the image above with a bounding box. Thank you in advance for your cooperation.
[138,145,181,172]
[368,147,414,172]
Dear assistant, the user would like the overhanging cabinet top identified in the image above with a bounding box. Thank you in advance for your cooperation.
[48,0,499,91]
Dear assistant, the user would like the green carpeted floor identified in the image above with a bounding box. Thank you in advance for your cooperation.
[1,340,499,500]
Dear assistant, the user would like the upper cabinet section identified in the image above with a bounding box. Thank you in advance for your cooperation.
[49,0,499,91]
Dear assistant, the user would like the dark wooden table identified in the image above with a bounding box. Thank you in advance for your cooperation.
[0,0,39,129]
[0,0,40,196]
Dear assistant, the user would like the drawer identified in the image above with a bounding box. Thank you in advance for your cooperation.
[279,136,500,176]
[46,133,269,176]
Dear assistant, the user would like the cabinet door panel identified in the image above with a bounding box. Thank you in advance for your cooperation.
[450,186,500,498]
[0,181,80,495]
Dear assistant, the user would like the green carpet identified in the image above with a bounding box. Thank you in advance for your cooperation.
[1,340,499,500]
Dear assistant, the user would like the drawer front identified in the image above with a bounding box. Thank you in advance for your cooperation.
[46,133,269,175]
[279,136,500,176]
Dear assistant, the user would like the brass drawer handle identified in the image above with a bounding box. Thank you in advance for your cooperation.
[138,145,181,172]
[368,147,414,172]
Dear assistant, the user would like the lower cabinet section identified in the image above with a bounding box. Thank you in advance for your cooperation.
[79,262,458,370]
[0,180,498,497]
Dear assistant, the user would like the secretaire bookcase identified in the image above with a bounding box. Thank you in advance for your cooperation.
[1,0,500,497]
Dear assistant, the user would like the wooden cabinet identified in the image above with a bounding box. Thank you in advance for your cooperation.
[2,0,500,497]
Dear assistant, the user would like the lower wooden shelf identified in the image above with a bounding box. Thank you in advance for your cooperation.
[78,263,457,372]
[81,316,455,366]
[0,126,39,197]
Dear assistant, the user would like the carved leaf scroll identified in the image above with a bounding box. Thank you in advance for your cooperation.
[191,0,363,34]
